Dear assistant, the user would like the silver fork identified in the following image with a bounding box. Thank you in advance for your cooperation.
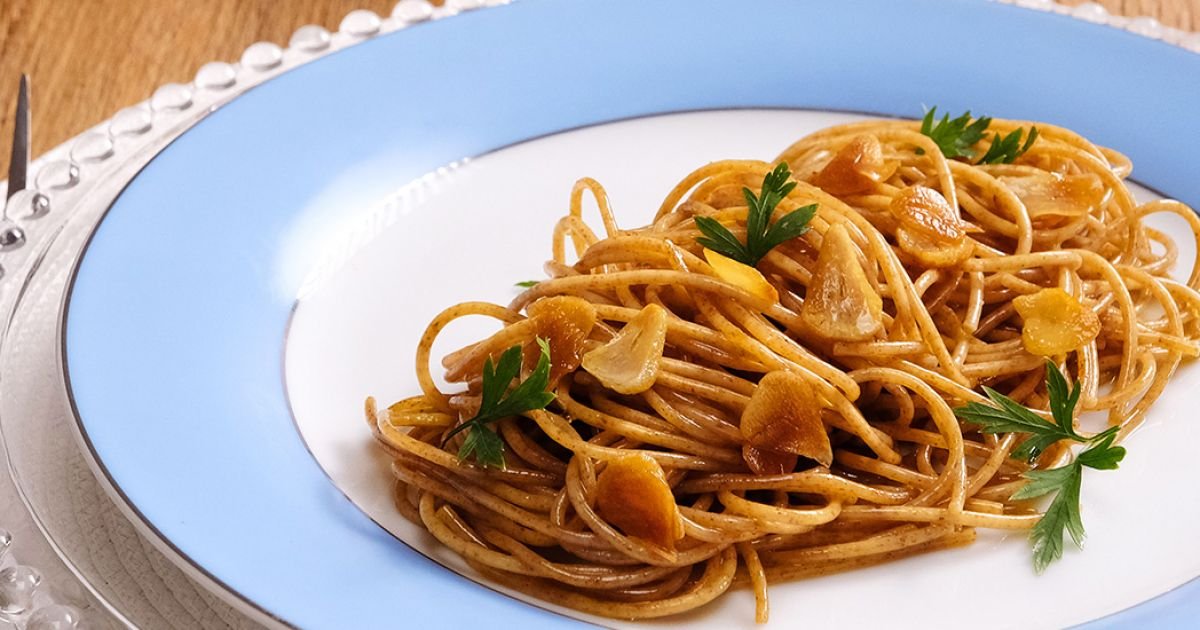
[1,75,30,252]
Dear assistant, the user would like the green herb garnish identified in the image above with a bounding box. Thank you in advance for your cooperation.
[919,106,1038,163]
[919,107,992,159]
[978,126,1039,164]
[954,361,1126,573]
[514,280,539,288]
[442,337,556,468]
[955,361,1087,462]
[694,162,817,266]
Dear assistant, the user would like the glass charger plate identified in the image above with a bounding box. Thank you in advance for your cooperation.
[0,194,257,629]
[0,41,279,627]
[32,0,1200,628]
[0,6,422,628]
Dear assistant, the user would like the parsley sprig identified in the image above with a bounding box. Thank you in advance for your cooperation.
[920,108,991,160]
[442,337,556,468]
[514,280,539,288]
[955,362,1089,463]
[694,162,817,266]
[919,107,1037,164]
[979,126,1039,165]
[954,361,1126,573]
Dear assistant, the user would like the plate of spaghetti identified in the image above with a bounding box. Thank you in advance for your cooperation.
[62,0,1200,628]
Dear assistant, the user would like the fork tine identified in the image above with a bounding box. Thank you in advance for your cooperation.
[7,74,30,202]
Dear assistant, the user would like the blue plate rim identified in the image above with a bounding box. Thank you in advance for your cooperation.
[55,7,594,628]
[58,0,1200,627]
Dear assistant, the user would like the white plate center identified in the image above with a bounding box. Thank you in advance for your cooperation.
[284,109,1200,629]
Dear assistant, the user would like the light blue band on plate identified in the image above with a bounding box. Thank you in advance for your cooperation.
[64,0,1200,626]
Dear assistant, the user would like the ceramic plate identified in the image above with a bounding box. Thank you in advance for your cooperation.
[61,1,1200,627]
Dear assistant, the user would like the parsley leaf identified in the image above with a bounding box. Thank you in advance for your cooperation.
[1076,429,1125,470]
[459,423,505,469]
[919,107,991,159]
[1010,462,1079,501]
[694,162,817,266]
[953,361,1127,573]
[1023,464,1084,573]
[978,126,1039,164]
[443,337,556,468]
[514,280,539,288]
[954,364,1086,463]
[1012,429,1124,574]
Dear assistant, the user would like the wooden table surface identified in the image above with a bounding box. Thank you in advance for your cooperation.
[0,0,1197,177]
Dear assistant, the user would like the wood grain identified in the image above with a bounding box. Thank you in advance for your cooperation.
[1063,0,1198,28]
[0,0,1196,177]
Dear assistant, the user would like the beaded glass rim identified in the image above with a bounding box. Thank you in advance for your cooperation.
[0,1,1196,628]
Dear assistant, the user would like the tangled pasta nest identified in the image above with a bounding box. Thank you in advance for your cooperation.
[367,115,1200,622]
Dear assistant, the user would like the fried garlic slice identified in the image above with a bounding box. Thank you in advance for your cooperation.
[811,134,898,195]
[703,248,779,303]
[582,303,668,395]
[595,454,684,550]
[1013,287,1101,356]
[800,223,883,342]
[891,185,974,268]
[740,371,833,473]
[527,295,598,384]
[1000,172,1105,220]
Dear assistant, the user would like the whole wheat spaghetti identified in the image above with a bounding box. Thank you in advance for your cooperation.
[366,115,1200,623]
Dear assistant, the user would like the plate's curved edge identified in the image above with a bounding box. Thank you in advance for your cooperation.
[278,304,606,629]
[46,0,1200,628]
[53,115,295,630]
[1,0,1195,322]
[0,1,494,339]
[40,3,522,627]
[1082,578,1200,629]
[0,216,145,628]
